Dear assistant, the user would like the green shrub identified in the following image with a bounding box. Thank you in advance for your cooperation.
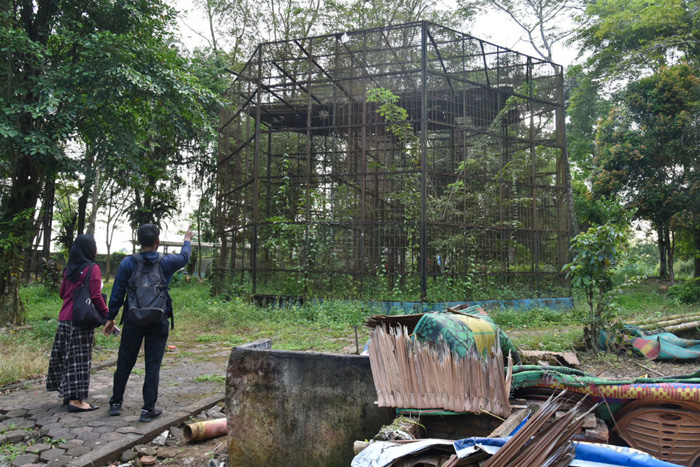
[668,279,700,304]
[110,252,128,270]
[39,257,63,293]
[673,259,695,280]
[491,307,578,328]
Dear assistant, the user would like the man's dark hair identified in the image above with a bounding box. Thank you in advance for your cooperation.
[137,224,160,247]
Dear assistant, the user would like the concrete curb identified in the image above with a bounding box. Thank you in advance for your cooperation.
[66,393,224,467]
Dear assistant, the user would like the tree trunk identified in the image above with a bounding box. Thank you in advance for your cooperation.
[105,245,111,282]
[77,186,89,236]
[42,177,55,260]
[667,229,675,284]
[694,232,700,279]
[0,154,45,324]
[1,0,59,322]
[86,169,101,235]
[658,226,668,278]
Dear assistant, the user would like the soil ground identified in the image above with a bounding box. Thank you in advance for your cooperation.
[103,433,228,467]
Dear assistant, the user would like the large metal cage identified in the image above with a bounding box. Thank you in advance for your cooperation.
[216,21,571,302]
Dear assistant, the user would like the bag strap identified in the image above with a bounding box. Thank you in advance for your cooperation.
[127,253,146,303]
[155,254,167,284]
[154,254,174,329]
[80,263,94,289]
[122,254,144,325]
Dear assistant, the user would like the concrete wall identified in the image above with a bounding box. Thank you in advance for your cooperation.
[226,344,395,467]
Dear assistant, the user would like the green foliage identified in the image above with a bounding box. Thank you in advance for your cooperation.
[563,223,629,350]
[0,0,219,322]
[491,307,579,328]
[594,64,700,279]
[668,279,700,304]
[566,65,612,176]
[195,334,220,343]
[673,258,696,280]
[366,88,420,164]
[0,442,26,462]
[515,328,584,352]
[39,257,63,294]
[578,0,700,80]
[195,374,225,383]
[110,252,128,271]
[323,0,469,32]
[572,184,630,232]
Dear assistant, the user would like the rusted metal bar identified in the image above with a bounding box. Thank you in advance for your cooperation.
[183,418,227,442]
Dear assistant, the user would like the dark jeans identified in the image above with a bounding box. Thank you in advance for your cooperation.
[110,317,169,411]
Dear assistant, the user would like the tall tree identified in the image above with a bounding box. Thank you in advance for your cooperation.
[578,0,700,81]
[470,0,585,62]
[594,63,700,278]
[325,0,467,31]
[98,178,129,281]
[0,0,214,323]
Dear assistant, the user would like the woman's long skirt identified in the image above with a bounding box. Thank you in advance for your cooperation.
[46,320,95,401]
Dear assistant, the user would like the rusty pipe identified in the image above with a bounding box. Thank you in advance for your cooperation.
[183,418,227,442]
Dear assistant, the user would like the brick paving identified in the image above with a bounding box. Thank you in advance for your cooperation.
[0,341,230,467]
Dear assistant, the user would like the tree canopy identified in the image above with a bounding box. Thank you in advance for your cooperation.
[0,0,217,322]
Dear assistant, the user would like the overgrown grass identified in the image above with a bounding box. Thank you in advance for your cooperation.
[2,277,695,387]
[167,282,377,353]
[513,328,584,352]
[490,306,581,328]
[0,283,120,386]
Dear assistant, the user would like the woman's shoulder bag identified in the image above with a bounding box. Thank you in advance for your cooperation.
[72,264,106,329]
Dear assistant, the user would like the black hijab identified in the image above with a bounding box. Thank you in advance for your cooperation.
[65,234,97,282]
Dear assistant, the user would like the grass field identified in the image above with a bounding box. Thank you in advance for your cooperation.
[0,277,693,387]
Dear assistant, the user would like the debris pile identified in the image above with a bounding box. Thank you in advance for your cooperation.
[479,391,595,467]
[110,403,228,467]
[356,305,700,467]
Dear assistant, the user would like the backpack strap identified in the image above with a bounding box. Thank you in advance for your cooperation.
[155,255,174,330]
[127,253,146,304]
[122,254,145,325]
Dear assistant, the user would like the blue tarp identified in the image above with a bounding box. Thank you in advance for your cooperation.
[601,325,700,360]
[453,437,682,467]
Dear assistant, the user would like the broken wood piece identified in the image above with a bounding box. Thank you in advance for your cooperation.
[519,350,580,367]
[582,413,596,429]
[662,320,700,334]
[487,408,529,438]
[631,312,700,327]
[631,360,665,377]
[637,313,700,330]
[354,440,370,455]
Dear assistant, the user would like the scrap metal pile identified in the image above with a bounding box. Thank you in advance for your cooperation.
[356,305,700,467]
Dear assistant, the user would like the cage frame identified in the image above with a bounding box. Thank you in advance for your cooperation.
[216,20,572,303]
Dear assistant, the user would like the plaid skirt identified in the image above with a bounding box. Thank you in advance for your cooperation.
[46,320,95,400]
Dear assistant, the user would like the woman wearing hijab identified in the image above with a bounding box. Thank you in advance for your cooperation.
[46,234,108,412]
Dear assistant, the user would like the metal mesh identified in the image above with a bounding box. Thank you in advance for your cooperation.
[216,21,570,301]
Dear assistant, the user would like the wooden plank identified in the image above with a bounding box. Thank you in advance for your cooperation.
[488,408,529,438]
[519,350,580,367]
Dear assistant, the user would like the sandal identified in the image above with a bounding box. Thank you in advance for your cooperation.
[67,403,99,412]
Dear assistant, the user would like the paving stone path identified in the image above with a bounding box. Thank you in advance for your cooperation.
[0,341,231,467]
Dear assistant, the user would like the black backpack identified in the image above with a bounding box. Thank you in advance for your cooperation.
[126,254,171,328]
